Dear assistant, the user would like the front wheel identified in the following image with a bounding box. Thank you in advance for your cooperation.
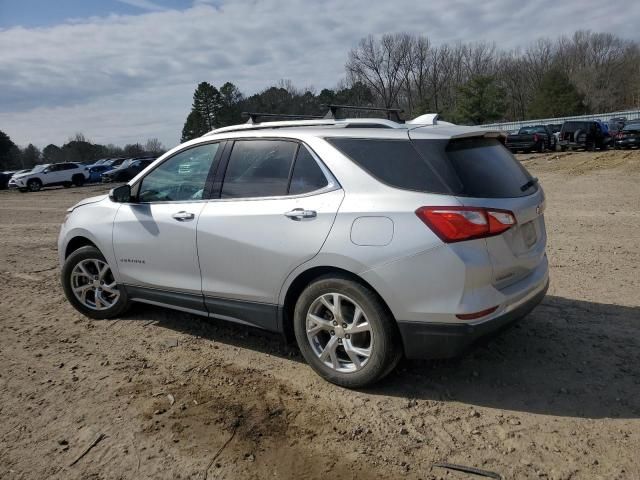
[61,246,129,319]
[27,179,42,192]
[293,275,401,388]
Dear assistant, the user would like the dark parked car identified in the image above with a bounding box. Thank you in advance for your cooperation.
[87,164,113,183]
[101,157,155,183]
[614,121,640,149]
[103,157,128,169]
[558,121,611,151]
[505,125,554,153]
[0,171,11,189]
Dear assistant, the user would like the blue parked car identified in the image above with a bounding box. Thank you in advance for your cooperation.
[87,165,113,183]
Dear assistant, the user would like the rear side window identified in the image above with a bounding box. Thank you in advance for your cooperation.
[221,140,297,198]
[326,138,451,194]
[289,146,328,195]
[328,137,536,198]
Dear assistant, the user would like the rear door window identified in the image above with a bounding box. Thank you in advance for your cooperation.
[221,140,297,198]
[288,146,329,195]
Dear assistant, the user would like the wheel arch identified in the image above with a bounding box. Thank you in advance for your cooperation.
[65,236,100,259]
[280,265,396,344]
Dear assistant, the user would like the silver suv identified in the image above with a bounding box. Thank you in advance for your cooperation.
[58,115,548,388]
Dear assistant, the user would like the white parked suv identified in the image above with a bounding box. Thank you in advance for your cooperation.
[12,162,89,192]
[58,113,548,388]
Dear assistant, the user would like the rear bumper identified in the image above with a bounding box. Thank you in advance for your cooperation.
[397,277,549,359]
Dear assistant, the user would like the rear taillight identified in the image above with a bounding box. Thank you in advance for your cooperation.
[533,133,539,142]
[415,206,517,243]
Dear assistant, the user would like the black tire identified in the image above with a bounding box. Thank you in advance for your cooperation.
[27,179,42,192]
[72,174,85,187]
[293,274,402,388]
[61,246,129,320]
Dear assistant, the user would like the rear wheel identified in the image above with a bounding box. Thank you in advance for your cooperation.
[27,179,42,192]
[72,174,85,187]
[61,246,129,319]
[293,275,401,388]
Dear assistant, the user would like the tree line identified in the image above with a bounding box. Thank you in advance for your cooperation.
[0,132,165,171]
[181,30,639,141]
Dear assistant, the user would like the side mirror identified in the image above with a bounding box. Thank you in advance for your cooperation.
[109,184,132,203]
[43,169,49,174]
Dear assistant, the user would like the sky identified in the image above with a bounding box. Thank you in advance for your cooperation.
[1,0,639,150]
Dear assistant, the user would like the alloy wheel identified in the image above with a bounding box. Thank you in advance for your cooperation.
[70,259,119,310]
[305,292,373,373]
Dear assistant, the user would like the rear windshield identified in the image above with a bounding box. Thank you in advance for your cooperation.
[327,137,537,198]
[519,126,545,134]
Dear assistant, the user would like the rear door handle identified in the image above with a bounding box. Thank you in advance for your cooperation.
[172,211,195,221]
[284,208,317,220]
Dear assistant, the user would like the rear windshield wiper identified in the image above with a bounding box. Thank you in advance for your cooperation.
[520,177,538,192]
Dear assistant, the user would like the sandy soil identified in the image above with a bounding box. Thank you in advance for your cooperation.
[1,150,639,480]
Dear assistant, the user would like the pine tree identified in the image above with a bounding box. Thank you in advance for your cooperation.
[454,75,506,125]
[21,144,41,168]
[529,69,585,118]
[181,110,208,142]
[192,82,222,130]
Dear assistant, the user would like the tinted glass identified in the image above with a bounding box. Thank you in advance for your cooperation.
[329,137,536,198]
[138,143,219,202]
[326,138,451,193]
[446,138,535,197]
[289,146,328,195]
[221,140,297,198]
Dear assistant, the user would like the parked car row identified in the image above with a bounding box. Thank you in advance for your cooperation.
[504,117,640,153]
[1,156,157,193]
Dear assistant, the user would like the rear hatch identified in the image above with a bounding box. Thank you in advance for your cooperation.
[408,129,546,289]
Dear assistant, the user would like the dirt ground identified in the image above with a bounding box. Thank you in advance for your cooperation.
[1,149,639,480]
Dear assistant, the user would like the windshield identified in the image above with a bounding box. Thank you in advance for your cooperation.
[31,164,49,173]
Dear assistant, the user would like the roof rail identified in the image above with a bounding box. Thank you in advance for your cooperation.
[322,104,404,122]
[242,112,324,123]
[205,117,403,135]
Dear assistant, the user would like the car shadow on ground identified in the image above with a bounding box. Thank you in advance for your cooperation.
[117,295,639,420]
[378,295,640,420]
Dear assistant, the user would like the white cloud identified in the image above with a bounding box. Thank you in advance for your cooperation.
[0,0,638,149]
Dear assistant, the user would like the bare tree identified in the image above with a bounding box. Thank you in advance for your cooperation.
[346,34,412,108]
[144,138,165,154]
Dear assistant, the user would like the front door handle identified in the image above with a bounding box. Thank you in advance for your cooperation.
[284,208,317,220]
[172,211,195,221]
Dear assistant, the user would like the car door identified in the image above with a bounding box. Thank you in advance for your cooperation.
[112,142,222,312]
[43,164,64,185]
[197,139,344,330]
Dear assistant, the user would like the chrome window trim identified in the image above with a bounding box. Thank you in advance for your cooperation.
[125,136,340,205]
[215,137,340,202]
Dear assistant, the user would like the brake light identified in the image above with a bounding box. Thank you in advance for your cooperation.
[533,133,539,142]
[415,206,517,243]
